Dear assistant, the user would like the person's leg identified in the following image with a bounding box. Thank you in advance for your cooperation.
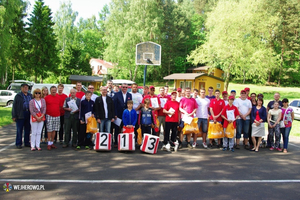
[30,121,37,148]
[256,137,262,151]
[64,117,71,146]
[235,119,242,148]
[201,119,208,146]
[164,122,171,145]
[99,119,105,132]
[274,124,281,149]
[243,119,250,148]
[268,123,275,148]
[77,123,85,147]
[134,114,139,143]
[251,136,257,150]
[23,111,31,146]
[71,116,79,147]
[59,116,64,142]
[36,121,43,149]
[170,122,177,144]
[229,138,234,149]
[283,127,291,151]
[114,123,122,145]
[16,118,25,147]
[104,119,111,134]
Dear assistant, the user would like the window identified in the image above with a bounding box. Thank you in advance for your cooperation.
[216,83,221,89]
[1,91,9,96]
[179,81,192,89]
[290,101,299,107]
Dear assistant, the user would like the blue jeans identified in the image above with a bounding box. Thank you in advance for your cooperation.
[236,119,250,139]
[99,118,111,133]
[16,111,31,146]
[198,118,208,133]
[281,127,292,149]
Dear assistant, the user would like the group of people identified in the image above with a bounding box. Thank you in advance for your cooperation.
[12,81,294,154]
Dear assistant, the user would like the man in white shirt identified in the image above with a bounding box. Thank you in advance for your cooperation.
[81,85,98,102]
[235,90,252,149]
[130,83,143,142]
[195,88,210,149]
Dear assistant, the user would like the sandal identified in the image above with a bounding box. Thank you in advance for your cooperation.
[37,148,42,151]
[31,148,36,151]
[283,149,287,153]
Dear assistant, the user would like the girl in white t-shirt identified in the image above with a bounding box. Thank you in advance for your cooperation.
[267,102,282,151]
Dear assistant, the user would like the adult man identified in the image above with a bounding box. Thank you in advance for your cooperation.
[244,87,251,100]
[143,86,149,98]
[206,86,216,100]
[222,91,229,105]
[55,84,68,144]
[164,85,171,97]
[179,87,198,148]
[113,83,132,146]
[266,92,283,147]
[45,86,61,150]
[81,84,98,101]
[209,89,225,148]
[142,86,161,135]
[94,86,115,133]
[235,90,252,149]
[12,83,32,149]
[157,87,170,138]
[193,89,199,99]
[130,83,143,141]
[107,80,115,98]
[230,90,238,106]
[72,82,85,99]
[176,88,182,102]
[63,89,80,148]
[195,88,210,149]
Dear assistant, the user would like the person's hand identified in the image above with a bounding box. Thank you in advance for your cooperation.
[97,119,101,124]
[169,111,175,115]
[228,120,233,123]
[255,122,260,127]
[111,118,115,122]
[68,108,72,112]
[213,115,217,120]
[91,114,94,118]
[12,118,16,122]
[80,120,85,124]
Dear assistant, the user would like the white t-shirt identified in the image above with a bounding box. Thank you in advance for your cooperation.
[195,97,210,118]
[236,98,252,120]
[130,92,143,114]
[35,99,42,111]
[269,109,281,123]
[102,96,108,118]
[224,100,229,106]
[176,97,182,103]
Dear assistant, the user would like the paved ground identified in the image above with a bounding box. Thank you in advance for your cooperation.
[1,123,300,199]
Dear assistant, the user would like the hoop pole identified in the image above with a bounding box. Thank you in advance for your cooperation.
[143,65,147,86]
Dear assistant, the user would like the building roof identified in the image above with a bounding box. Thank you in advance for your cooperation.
[90,58,114,69]
[69,75,103,82]
[163,73,224,82]
[187,66,210,71]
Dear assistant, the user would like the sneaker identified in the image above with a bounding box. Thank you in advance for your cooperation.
[16,145,22,149]
[202,142,208,149]
[208,143,213,149]
[244,145,250,150]
[235,144,240,149]
[217,144,222,149]
[187,143,192,149]
[230,148,235,152]
[192,142,197,148]
[166,143,171,152]
[76,146,81,150]
[178,144,183,149]
[276,147,282,151]
[222,147,227,151]
[174,141,179,152]
[161,145,166,151]
[59,140,63,145]
[269,147,274,151]
[85,146,90,150]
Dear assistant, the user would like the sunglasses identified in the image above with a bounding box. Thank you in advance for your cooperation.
[122,87,128,88]
[35,92,41,94]
[88,88,94,89]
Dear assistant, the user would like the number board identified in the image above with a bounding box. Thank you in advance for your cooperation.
[140,134,160,154]
[94,132,112,151]
[136,42,161,66]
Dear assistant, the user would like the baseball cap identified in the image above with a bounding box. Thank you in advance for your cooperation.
[230,90,236,93]
[149,86,155,90]
[177,88,182,92]
[21,83,29,87]
[222,91,228,95]
[240,90,246,94]
[228,95,235,100]
[171,91,177,95]
[244,87,250,91]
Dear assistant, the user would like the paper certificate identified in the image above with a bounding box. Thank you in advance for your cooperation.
[168,107,175,118]
[182,115,193,125]
[67,100,78,113]
[160,98,168,108]
[113,117,122,126]
[85,111,92,124]
[226,110,235,121]
[151,98,159,108]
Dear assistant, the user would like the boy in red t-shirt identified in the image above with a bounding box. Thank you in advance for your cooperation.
[163,91,180,152]
[221,96,239,152]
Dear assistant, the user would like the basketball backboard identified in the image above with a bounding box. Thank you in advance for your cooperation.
[136,42,161,65]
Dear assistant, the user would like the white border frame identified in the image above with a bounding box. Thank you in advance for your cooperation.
[136,41,161,66]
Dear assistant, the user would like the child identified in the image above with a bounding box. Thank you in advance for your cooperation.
[122,100,138,129]
[78,91,95,150]
[267,102,282,151]
[139,98,155,136]
[221,95,239,152]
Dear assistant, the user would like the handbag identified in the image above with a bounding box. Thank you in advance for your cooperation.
[31,99,45,122]
[280,108,288,128]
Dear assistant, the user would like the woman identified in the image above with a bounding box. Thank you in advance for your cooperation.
[251,98,267,152]
[267,101,282,151]
[250,93,257,106]
[249,92,257,148]
[280,98,294,153]
[29,88,46,151]
[40,86,48,144]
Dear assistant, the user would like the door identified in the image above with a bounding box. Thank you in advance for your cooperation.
[199,82,205,90]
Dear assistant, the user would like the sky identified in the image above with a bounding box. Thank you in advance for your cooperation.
[27,0,111,23]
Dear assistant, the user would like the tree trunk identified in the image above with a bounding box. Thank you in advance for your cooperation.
[133,65,138,82]
[243,69,245,84]
[224,62,232,91]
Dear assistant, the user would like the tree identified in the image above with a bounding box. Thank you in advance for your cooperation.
[27,0,59,82]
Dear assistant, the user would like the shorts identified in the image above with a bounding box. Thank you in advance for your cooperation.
[46,115,60,132]
[198,118,208,133]
[179,119,184,128]
[236,119,250,139]
[157,116,166,130]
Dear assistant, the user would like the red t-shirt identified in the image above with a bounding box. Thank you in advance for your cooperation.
[179,97,198,118]
[142,95,161,109]
[45,94,60,117]
[209,98,225,122]
[157,94,170,116]
[69,91,85,99]
[221,104,239,128]
[164,100,180,122]
[57,93,67,116]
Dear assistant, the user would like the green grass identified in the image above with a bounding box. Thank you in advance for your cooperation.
[0,107,13,127]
